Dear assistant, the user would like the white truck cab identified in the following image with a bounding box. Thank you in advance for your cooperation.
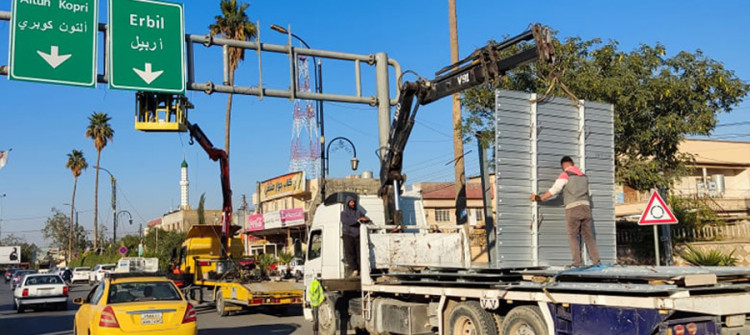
[303,192,426,313]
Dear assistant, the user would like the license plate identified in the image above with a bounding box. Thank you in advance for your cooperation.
[140,313,163,325]
[38,288,54,296]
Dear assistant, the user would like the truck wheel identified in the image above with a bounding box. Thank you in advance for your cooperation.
[317,294,341,335]
[501,305,546,335]
[215,290,229,317]
[447,301,497,335]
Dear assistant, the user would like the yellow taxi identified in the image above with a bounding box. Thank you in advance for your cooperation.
[73,273,197,335]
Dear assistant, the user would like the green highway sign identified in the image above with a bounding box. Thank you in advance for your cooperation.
[9,0,98,87]
[108,0,185,94]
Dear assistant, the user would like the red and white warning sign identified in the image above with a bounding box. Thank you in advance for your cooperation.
[638,191,678,225]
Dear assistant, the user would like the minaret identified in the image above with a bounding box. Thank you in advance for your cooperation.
[180,159,191,210]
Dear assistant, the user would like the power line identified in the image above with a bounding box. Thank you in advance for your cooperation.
[716,121,750,128]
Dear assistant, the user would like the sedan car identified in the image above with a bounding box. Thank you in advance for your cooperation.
[74,274,197,335]
[71,267,91,284]
[13,274,69,313]
[89,264,116,284]
[10,270,35,290]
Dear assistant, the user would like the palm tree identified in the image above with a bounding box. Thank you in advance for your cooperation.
[66,150,87,263]
[209,0,257,157]
[85,112,114,251]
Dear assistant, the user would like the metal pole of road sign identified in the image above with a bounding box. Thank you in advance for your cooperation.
[653,225,660,266]
[658,187,674,266]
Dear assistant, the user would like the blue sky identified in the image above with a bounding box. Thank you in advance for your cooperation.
[0,0,748,247]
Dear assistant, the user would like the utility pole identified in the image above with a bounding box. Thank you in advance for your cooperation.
[449,0,468,225]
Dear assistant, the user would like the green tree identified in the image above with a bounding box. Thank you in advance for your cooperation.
[142,228,187,269]
[209,0,257,157]
[462,36,749,190]
[42,208,89,257]
[85,112,114,251]
[66,149,87,262]
[0,234,37,263]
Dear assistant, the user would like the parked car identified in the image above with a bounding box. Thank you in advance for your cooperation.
[89,264,116,284]
[10,270,36,290]
[13,273,69,313]
[71,267,91,284]
[4,268,19,283]
[279,258,305,279]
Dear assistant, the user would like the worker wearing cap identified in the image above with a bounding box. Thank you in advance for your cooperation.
[530,156,600,267]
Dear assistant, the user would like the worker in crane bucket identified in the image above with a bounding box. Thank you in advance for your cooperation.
[341,196,371,277]
[530,156,601,267]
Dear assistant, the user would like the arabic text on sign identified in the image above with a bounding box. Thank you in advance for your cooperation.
[130,36,164,52]
[18,20,88,34]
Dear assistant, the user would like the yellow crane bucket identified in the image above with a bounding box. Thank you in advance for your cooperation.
[135,92,193,132]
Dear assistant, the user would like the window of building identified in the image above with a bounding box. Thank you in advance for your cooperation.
[475,208,483,220]
[435,209,451,222]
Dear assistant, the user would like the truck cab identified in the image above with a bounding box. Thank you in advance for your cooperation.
[303,192,426,294]
[172,225,245,285]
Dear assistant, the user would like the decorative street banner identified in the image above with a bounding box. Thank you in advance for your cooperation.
[246,213,264,232]
[259,171,306,202]
[280,208,305,227]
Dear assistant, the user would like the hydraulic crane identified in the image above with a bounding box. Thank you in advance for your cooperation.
[378,24,555,228]
[135,93,234,259]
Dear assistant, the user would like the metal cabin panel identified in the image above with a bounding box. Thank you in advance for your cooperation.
[584,100,616,264]
[495,90,616,267]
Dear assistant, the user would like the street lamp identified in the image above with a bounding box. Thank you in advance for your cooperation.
[94,165,117,244]
[326,137,359,176]
[270,24,326,183]
[117,210,135,237]
[63,202,79,262]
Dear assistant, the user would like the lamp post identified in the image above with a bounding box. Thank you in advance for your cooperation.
[117,210,134,237]
[270,24,326,190]
[94,165,117,244]
[0,194,6,239]
[325,137,359,178]
[63,203,78,262]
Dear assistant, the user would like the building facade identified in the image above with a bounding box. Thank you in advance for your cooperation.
[616,139,750,218]
[247,171,380,255]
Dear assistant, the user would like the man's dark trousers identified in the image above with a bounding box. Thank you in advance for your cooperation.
[343,234,359,273]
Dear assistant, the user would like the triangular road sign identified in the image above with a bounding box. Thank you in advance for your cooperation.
[638,191,678,225]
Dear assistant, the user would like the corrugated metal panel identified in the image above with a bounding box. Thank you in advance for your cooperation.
[495,90,616,267]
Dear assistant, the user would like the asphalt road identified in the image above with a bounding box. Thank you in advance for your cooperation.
[0,278,311,335]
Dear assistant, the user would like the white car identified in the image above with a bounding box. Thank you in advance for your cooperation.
[88,264,116,283]
[280,257,305,278]
[71,267,91,284]
[13,274,69,313]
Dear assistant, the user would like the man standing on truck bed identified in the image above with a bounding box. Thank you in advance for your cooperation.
[341,196,370,277]
[531,156,600,267]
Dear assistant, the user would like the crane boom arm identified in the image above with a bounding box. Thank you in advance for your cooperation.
[379,24,555,227]
[187,122,233,258]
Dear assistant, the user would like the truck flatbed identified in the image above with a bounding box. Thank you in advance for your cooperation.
[242,280,304,294]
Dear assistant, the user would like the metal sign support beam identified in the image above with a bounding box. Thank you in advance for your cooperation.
[0,11,402,156]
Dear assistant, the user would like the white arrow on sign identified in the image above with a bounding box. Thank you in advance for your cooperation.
[37,46,72,69]
[133,63,164,84]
